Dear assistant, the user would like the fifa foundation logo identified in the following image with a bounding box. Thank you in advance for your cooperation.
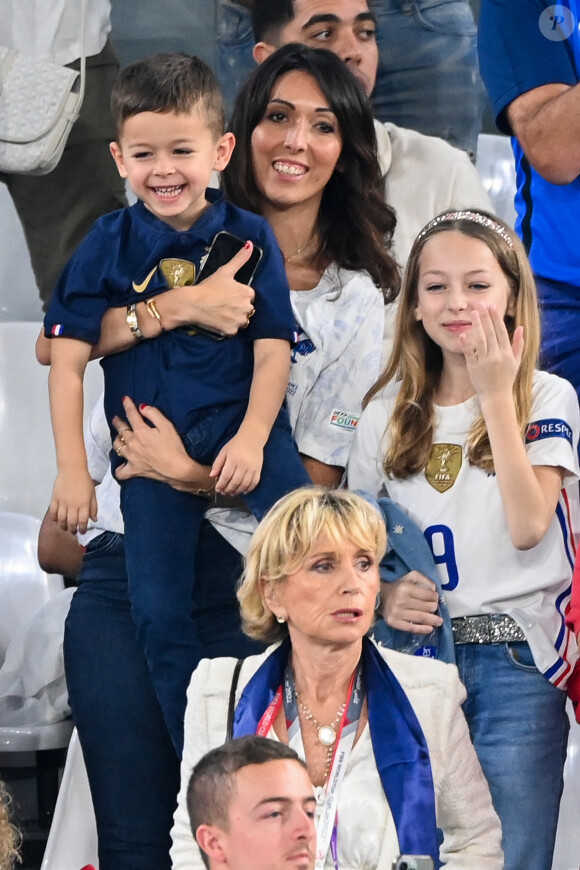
[539,4,577,40]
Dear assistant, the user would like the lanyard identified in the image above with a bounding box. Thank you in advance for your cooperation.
[234,638,439,866]
[283,662,364,870]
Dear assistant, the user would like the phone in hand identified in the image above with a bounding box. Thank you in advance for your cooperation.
[392,857,435,870]
[197,230,263,286]
[190,231,263,340]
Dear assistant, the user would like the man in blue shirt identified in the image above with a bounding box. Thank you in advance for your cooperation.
[478,0,580,400]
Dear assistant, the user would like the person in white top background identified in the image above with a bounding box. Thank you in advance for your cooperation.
[0,0,126,309]
[348,208,580,870]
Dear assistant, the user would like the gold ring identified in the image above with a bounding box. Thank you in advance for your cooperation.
[116,447,123,457]
[118,428,131,437]
[248,306,255,319]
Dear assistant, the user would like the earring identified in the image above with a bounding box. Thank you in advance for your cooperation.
[375,593,382,610]
[276,615,286,624]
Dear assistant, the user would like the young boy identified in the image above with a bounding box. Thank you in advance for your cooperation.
[44,52,309,754]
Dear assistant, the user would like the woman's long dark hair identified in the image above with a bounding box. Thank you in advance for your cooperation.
[222,44,400,300]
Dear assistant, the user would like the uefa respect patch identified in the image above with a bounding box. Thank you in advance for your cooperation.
[525,418,573,447]
[329,409,359,431]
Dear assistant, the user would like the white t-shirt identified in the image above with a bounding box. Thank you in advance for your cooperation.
[348,369,580,686]
[1,0,111,64]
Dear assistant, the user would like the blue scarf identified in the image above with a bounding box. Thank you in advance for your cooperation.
[233,637,439,863]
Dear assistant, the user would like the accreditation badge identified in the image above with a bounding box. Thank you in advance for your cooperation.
[425,443,462,493]
[159,258,195,288]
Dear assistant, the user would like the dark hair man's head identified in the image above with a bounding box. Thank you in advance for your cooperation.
[251,0,378,96]
[187,737,315,870]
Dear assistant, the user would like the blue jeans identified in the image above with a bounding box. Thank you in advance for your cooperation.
[369,0,485,157]
[121,404,309,753]
[216,0,256,118]
[455,642,569,870]
[64,526,265,870]
[536,275,580,407]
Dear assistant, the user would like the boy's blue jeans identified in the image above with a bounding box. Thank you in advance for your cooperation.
[120,402,310,754]
[64,525,265,870]
[455,641,569,870]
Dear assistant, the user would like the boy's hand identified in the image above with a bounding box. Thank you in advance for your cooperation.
[210,433,263,496]
[49,470,97,535]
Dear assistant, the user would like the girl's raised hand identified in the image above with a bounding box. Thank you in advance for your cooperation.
[460,303,524,399]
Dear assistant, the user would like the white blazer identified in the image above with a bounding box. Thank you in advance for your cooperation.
[171,643,503,870]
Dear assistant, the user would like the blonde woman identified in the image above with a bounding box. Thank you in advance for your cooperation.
[171,487,502,870]
[348,209,580,870]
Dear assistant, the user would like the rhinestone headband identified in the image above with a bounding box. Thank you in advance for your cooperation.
[416,210,515,249]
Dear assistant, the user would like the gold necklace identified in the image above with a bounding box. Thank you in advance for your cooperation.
[283,235,318,263]
[295,690,346,747]
[295,690,346,781]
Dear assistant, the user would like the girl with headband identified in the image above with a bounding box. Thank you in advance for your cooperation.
[348,209,580,870]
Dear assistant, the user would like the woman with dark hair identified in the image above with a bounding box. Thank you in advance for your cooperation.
[223,43,398,297]
[38,44,399,870]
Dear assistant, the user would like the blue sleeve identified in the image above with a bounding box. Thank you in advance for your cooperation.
[44,223,115,345]
[478,0,579,132]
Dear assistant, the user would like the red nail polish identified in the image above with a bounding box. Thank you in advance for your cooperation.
[244,241,252,249]
[139,403,147,411]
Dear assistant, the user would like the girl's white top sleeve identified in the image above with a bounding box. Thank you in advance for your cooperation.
[347,387,394,496]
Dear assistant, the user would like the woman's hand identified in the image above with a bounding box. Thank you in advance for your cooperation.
[460,303,524,399]
[380,571,443,634]
[112,398,214,493]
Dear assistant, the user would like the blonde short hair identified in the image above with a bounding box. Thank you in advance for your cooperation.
[237,487,387,644]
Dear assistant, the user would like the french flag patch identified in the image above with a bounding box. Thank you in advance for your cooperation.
[51,324,65,336]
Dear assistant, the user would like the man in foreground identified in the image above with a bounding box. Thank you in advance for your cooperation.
[187,737,316,870]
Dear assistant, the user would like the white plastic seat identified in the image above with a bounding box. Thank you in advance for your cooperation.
[476,133,517,229]
[0,512,63,666]
[0,321,104,519]
[0,511,72,828]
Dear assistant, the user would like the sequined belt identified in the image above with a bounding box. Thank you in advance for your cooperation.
[451,614,526,644]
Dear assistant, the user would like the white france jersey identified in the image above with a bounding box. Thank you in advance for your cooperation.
[347,369,580,688]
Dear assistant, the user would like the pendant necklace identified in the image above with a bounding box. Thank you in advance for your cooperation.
[295,690,346,747]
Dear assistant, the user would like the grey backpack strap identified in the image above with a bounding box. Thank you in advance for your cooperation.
[226,659,244,741]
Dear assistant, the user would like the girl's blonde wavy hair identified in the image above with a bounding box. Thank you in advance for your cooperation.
[237,486,387,644]
[365,210,540,478]
[0,782,21,870]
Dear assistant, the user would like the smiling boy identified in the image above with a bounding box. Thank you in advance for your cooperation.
[43,52,309,754]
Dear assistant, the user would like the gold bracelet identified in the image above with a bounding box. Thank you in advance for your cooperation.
[126,303,143,341]
[145,297,164,330]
